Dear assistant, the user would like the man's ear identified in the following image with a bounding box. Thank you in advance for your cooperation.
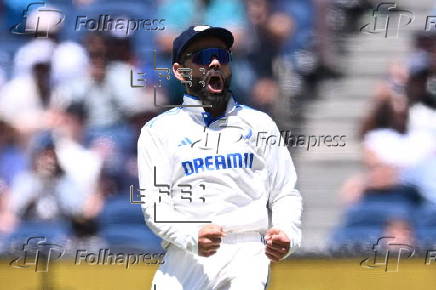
[173,63,185,82]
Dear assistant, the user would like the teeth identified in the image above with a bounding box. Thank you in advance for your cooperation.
[207,84,222,93]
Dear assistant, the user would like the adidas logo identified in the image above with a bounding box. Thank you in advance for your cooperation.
[178,137,193,147]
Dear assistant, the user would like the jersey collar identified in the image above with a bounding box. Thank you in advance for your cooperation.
[181,93,241,127]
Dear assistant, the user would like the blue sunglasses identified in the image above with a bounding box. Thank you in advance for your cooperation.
[184,48,232,65]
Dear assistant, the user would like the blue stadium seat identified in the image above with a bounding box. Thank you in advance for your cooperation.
[344,202,413,227]
[98,194,145,226]
[329,226,383,253]
[5,220,70,249]
[76,2,153,19]
[100,224,163,252]
[415,205,436,247]
[329,191,419,252]
[98,194,163,252]
[415,205,436,227]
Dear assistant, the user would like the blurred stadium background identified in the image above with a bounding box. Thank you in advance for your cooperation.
[0,0,436,289]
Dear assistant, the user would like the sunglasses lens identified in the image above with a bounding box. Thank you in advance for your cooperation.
[192,48,230,65]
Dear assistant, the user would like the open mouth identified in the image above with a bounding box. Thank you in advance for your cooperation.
[207,75,224,94]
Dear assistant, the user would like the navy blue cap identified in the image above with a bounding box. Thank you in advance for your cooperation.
[172,25,234,64]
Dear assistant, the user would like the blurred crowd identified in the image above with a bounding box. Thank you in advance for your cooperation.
[332,30,436,252]
[0,0,381,254]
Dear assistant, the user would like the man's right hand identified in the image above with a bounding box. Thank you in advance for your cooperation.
[198,224,225,257]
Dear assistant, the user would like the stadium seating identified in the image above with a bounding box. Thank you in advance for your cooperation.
[98,194,163,252]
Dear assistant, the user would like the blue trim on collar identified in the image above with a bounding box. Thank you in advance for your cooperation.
[202,111,226,127]
[232,95,241,107]
[201,95,238,127]
[182,93,242,127]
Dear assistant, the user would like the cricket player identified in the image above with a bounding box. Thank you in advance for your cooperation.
[137,25,302,289]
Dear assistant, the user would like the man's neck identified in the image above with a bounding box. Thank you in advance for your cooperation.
[204,103,227,118]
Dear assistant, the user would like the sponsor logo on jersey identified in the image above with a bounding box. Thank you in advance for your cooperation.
[181,152,254,176]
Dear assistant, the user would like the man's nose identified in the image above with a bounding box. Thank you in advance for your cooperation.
[209,57,221,69]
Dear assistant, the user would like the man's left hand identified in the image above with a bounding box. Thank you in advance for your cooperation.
[264,228,290,262]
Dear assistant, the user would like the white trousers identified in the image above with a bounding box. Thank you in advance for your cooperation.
[151,232,271,290]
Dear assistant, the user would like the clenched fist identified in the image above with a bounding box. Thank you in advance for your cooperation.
[198,224,225,257]
[264,228,290,262]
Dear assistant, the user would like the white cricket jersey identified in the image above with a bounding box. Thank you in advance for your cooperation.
[137,94,302,259]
